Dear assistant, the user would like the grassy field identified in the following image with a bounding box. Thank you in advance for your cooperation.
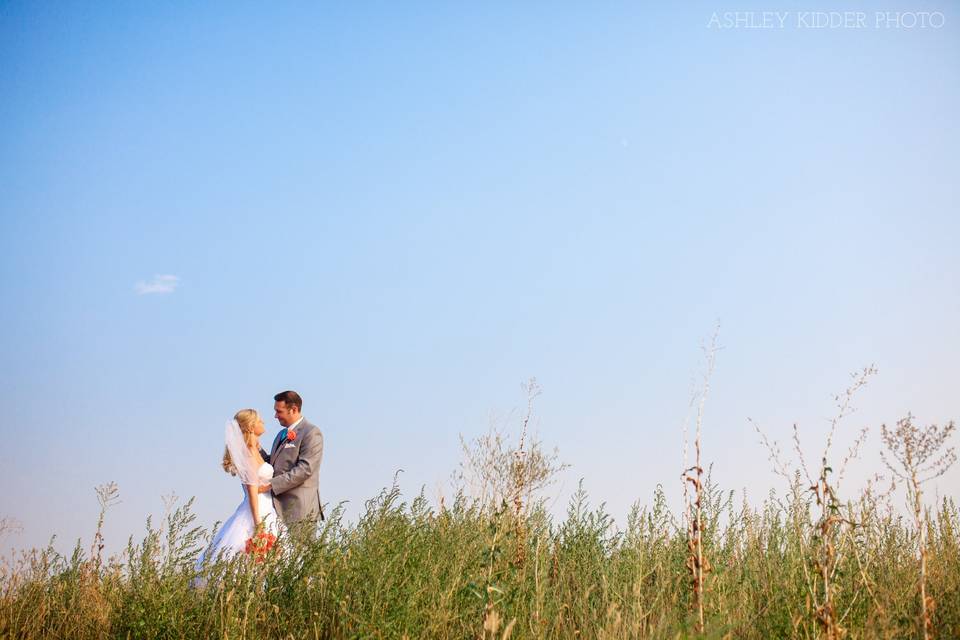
[3,371,957,638]
[1,477,957,639]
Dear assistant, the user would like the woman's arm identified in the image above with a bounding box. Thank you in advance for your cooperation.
[246,483,260,526]
[245,443,264,526]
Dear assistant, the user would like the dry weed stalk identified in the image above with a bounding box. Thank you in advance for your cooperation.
[512,377,540,566]
[0,518,22,540]
[682,325,720,634]
[456,388,565,515]
[455,380,566,521]
[92,482,120,572]
[753,365,875,640]
[481,600,516,640]
[881,414,957,640]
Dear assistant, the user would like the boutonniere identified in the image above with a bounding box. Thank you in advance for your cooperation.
[286,430,297,441]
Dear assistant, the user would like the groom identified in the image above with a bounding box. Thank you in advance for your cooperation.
[258,390,324,523]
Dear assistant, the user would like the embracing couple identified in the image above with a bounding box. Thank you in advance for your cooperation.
[196,390,324,566]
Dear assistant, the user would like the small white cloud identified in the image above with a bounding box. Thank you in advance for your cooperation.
[135,274,180,295]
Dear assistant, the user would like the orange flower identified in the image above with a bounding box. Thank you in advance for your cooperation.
[287,430,296,441]
[245,531,278,562]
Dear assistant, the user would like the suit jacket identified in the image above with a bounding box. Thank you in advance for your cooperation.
[269,418,324,524]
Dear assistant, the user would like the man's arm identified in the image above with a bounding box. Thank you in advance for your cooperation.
[269,427,323,495]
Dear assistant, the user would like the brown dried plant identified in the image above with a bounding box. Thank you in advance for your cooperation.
[456,379,567,518]
[753,365,876,640]
[0,518,22,540]
[92,482,120,572]
[481,600,516,640]
[682,325,720,634]
[512,377,540,566]
[881,414,957,640]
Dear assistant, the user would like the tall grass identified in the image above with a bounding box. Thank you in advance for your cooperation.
[2,477,958,639]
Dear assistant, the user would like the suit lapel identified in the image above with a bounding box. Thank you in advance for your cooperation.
[269,430,285,463]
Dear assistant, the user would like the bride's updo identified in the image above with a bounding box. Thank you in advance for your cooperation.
[222,409,261,475]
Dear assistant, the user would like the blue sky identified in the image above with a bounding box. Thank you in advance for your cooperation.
[1,1,958,554]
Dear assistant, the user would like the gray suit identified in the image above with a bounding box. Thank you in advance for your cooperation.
[269,418,324,524]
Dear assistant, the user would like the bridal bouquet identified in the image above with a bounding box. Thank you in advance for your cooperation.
[244,530,277,562]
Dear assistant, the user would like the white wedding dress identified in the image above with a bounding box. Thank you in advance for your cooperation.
[196,462,284,567]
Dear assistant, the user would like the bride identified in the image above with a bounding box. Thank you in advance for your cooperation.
[195,409,283,568]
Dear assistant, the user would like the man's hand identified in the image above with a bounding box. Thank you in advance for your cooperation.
[258,484,272,494]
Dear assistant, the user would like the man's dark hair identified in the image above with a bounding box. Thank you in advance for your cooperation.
[274,390,303,411]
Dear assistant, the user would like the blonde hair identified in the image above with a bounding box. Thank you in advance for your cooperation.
[222,409,261,475]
